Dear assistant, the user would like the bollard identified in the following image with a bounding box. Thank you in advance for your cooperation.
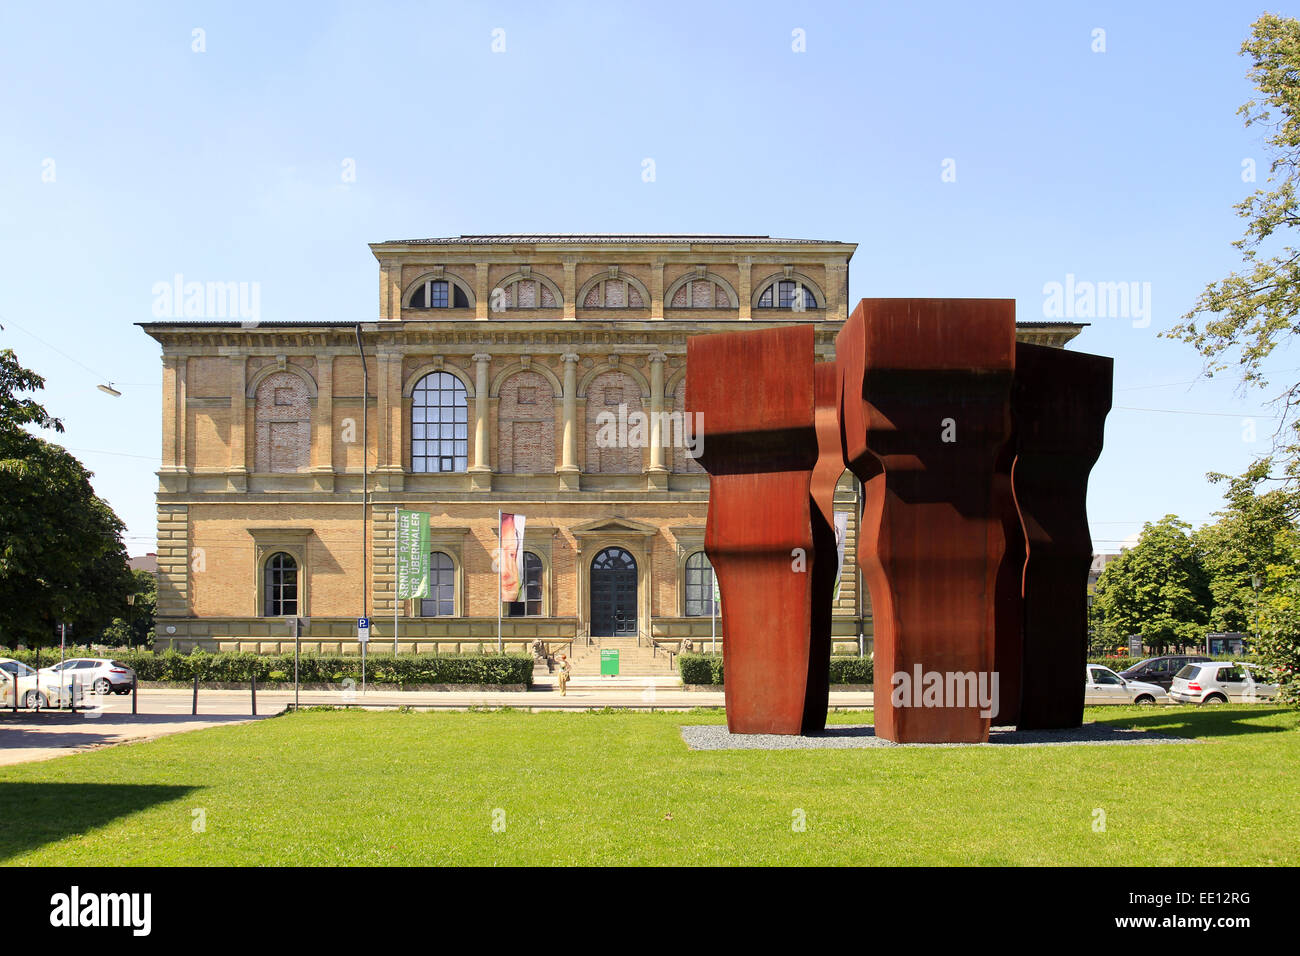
[192,674,198,715]
[69,675,77,715]
[131,679,137,715]
[251,672,257,716]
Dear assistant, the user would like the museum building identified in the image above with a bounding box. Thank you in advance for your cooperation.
[140,234,1082,668]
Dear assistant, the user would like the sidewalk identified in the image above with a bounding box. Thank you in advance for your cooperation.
[0,684,877,766]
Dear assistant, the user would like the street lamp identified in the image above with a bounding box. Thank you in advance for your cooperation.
[97,383,122,397]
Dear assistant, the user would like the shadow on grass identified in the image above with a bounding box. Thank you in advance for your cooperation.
[1097,705,1295,739]
[0,782,199,861]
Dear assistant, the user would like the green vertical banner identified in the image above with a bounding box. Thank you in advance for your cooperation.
[395,509,431,599]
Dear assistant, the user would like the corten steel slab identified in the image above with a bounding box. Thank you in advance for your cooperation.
[1012,342,1113,730]
[839,299,1015,744]
[688,324,822,735]
[807,361,847,734]
[992,438,1025,726]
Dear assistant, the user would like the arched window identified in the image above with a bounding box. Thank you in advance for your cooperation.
[668,275,733,309]
[419,551,456,617]
[406,276,472,309]
[411,372,468,473]
[264,552,298,617]
[685,551,715,617]
[505,552,543,617]
[585,370,644,474]
[254,370,311,473]
[498,370,555,473]
[756,278,818,310]
[580,274,648,308]
[495,273,562,309]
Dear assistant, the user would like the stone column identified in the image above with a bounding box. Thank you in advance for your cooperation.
[160,354,188,491]
[469,353,492,491]
[311,355,335,491]
[229,355,249,491]
[563,260,577,320]
[475,262,490,320]
[738,258,753,320]
[650,260,665,320]
[558,352,580,490]
[647,351,668,489]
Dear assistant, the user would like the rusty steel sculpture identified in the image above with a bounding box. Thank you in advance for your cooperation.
[686,298,1111,742]
[1011,342,1113,730]
[687,324,836,734]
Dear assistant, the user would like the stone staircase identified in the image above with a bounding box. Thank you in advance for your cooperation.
[565,635,678,677]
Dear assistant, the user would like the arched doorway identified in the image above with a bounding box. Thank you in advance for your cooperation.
[591,547,637,637]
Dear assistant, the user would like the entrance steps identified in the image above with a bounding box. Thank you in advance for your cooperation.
[564,635,679,677]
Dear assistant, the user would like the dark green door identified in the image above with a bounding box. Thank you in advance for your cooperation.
[591,547,637,637]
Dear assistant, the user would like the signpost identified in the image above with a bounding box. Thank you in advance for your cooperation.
[357,617,371,695]
[600,648,620,677]
[1127,635,1143,658]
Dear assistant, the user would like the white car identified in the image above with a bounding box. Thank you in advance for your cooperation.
[1169,661,1279,704]
[1085,664,1168,705]
[16,657,136,708]
[0,658,36,707]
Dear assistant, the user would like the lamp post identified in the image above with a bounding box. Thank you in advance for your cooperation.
[1250,573,1262,652]
[125,593,136,651]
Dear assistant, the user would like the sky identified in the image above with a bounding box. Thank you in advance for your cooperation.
[1,0,1297,555]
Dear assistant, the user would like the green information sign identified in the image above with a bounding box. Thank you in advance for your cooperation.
[600,648,620,676]
[395,508,430,600]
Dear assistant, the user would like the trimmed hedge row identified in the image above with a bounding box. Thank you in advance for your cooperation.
[0,648,534,687]
[679,653,873,686]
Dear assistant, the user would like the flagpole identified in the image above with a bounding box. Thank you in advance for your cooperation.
[394,505,399,656]
[497,510,503,654]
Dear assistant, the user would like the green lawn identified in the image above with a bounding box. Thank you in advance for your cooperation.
[1,705,1296,865]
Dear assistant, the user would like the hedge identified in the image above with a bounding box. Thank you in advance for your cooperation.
[679,653,873,686]
[0,648,534,687]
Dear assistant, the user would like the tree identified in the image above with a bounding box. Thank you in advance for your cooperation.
[1088,516,1212,653]
[1194,463,1300,632]
[1253,527,1300,702]
[1168,14,1300,483]
[101,569,156,648]
[0,348,134,647]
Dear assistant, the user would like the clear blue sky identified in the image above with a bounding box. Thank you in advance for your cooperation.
[1,0,1295,554]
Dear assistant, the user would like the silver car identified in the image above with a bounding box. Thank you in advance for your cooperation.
[17,657,137,707]
[1169,661,1279,704]
[1085,664,1168,705]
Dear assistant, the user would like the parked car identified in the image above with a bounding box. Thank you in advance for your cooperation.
[1118,654,1211,691]
[1169,661,1279,704]
[1085,664,1168,705]
[15,658,136,707]
[0,658,36,707]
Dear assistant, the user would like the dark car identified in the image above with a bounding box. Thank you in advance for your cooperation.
[1118,654,1211,691]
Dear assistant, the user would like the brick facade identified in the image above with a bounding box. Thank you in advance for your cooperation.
[141,234,1083,658]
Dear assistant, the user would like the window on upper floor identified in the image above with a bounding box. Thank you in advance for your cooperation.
[756,278,819,310]
[667,276,733,309]
[411,372,468,473]
[406,277,472,310]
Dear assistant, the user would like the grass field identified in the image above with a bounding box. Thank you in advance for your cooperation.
[1,705,1296,865]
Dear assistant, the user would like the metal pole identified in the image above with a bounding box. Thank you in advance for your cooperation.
[497,510,503,654]
[293,616,300,711]
[394,506,400,657]
[250,671,257,716]
[191,674,198,715]
[69,673,77,714]
[362,640,367,696]
[355,324,370,659]
[131,679,137,715]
